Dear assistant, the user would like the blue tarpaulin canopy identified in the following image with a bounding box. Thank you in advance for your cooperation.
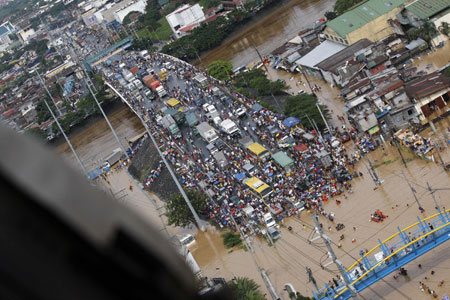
[234,172,246,181]
[252,103,264,112]
[283,117,301,128]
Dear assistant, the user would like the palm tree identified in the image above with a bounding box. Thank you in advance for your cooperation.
[439,22,450,37]
[228,277,266,300]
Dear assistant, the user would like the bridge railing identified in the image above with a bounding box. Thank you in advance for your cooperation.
[315,208,450,299]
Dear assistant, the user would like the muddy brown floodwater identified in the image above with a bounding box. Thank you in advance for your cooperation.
[200,0,336,68]
[55,105,145,171]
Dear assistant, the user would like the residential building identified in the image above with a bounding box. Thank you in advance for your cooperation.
[166,4,205,39]
[0,21,15,52]
[323,0,409,45]
[17,26,35,44]
[316,39,373,86]
[294,40,346,78]
[101,0,147,26]
[221,0,247,10]
[405,72,450,124]
[397,0,450,46]
[82,8,99,27]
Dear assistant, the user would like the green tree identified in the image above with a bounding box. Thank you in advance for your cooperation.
[222,231,242,248]
[25,127,47,140]
[407,22,437,43]
[123,11,141,25]
[325,11,337,20]
[165,189,207,228]
[208,60,233,82]
[333,0,363,15]
[443,66,450,77]
[228,277,266,300]
[439,22,450,37]
[283,94,330,130]
[36,99,56,124]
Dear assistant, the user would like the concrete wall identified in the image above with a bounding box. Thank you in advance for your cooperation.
[431,11,450,47]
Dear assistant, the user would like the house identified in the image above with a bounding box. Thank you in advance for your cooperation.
[0,21,15,52]
[294,40,346,78]
[323,0,409,46]
[405,72,450,124]
[221,0,247,10]
[17,26,35,44]
[166,4,205,39]
[316,39,373,85]
[397,0,450,46]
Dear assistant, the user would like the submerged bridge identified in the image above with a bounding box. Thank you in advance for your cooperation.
[315,208,450,299]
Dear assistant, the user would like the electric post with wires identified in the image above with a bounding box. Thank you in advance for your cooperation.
[310,213,359,299]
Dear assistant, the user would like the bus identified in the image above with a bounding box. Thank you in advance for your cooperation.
[244,177,273,199]
[166,98,183,111]
[247,142,271,161]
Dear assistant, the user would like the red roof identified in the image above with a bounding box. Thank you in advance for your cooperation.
[3,108,17,118]
[179,23,199,32]
[204,7,216,15]
[375,80,404,96]
[294,143,308,153]
[39,119,53,130]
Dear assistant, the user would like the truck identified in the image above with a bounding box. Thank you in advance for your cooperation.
[196,122,218,144]
[104,148,123,168]
[139,50,150,60]
[161,107,185,125]
[158,68,168,81]
[185,112,199,127]
[160,115,181,138]
[133,79,144,90]
[142,75,156,88]
[156,86,167,98]
[122,69,134,82]
[220,119,240,136]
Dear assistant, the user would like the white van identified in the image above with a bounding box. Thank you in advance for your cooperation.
[263,213,276,228]
[179,234,196,247]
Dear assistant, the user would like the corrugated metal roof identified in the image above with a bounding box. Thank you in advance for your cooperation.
[406,0,450,19]
[272,151,294,168]
[295,40,346,69]
[327,0,409,38]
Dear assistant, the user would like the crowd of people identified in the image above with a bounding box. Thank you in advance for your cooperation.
[97,50,382,235]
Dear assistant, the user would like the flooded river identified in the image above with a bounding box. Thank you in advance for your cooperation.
[201,0,336,68]
[55,105,145,171]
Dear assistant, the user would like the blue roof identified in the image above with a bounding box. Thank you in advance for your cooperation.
[0,26,9,36]
[234,173,246,181]
[376,109,390,119]
[252,103,264,112]
[283,116,301,128]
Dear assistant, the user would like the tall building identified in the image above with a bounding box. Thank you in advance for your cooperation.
[166,4,205,39]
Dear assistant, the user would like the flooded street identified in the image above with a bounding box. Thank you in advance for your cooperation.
[193,142,450,299]
[201,0,336,68]
[54,105,145,171]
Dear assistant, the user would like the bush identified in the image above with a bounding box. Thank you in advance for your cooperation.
[222,231,242,248]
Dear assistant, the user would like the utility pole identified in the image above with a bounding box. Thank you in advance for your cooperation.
[427,182,441,211]
[402,170,423,212]
[85,78,131,160]
[252,43,281,110]
[316,102,332,137]
[306,266,319,294]
[311,214,359,299]
[105,81,206,231]
[39,85,87,176]
[36,70,63,116]
[432,140,446,171]
[366,155,380,185]
[390,130,407,168]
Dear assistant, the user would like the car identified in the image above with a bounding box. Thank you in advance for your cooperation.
[331,137,341,148]
[213,116,222,127]
[267,125,281,136]
[340,132,350,143]
[214,138,225,150]
[267,227,281,240]
[179,234,196,247]
[263,213,276,228]
[278,136,295,148]
[236,107,247,118]
[297,89,305,94]
[206,143,218,155]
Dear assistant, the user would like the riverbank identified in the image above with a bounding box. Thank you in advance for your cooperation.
[48,98,125,148]
[199,0,335,67]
